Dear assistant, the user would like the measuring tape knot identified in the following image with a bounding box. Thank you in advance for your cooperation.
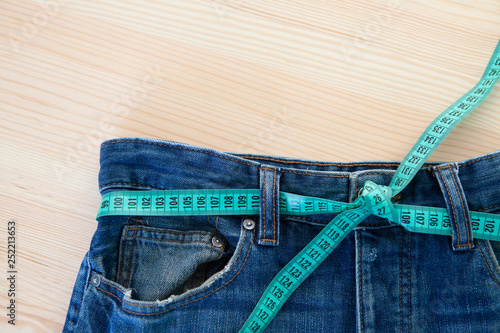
[359,180,399,223]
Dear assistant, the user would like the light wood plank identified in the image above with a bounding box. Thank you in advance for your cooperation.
[1,0,499,331]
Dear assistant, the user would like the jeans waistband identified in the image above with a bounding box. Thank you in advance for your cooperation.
[98,137,500,241]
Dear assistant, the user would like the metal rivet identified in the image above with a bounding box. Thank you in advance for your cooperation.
[212,236,224,248]
[91,274,101,287]
[243,218,256,230]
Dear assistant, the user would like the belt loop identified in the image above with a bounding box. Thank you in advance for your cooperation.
[434,162,475,251]
[258,164,281,246]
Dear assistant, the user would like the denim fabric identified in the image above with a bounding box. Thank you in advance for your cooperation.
[64,137,500,332]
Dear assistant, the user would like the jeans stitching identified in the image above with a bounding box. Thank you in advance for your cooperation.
[263,168,267,244]
[117,217,131,286]
[99,182,168,190]
[355,177,358,202]
[478,203,500,212]
[125,227,214,237]
[462,153,500,166]
[400,227,403,333]
[477,242,500,289]
[449,168,472,246]
[273,168,277,243]
[284,170,348,178]
[235,155,436,168]
[117,236,127,286]
[123,237,216,245]
[408,232,412,333]
[101,140,254,166]
[433,165,454,171]
[454,243,475,247]
[436,169,460,246]
[96,284,123,304]
[125,225,139,289]
[357,232,364,333]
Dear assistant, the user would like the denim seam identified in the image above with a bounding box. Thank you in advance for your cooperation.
[117,217,131,286]
[101,140,255,166]
[477,242,500,290]
[125,226,215,237]
[273,168,277,243]
[461,153,500,166]
[96,283,124,304]
[100,182,168,190]
[263,168,267,244]
[454,243,475,248]
[285,171,347,178]
[434,165,456,171]
[478,203,500,212]
[436,168,461,245]
[262,166,349,178]
[235,155,437,168]
[408,232,412,332]
[98,174,346,192]
[357,232,364,333]
[355,176,358,201]
[95,228,254,315]
[132,217,147,225]
[126,226,139,288]
[211,217,217,259]
[449,168,472,246]
[399,227,403,333]
[69,253,93,330]
[117,237,126,286]
[260,167,278,245]
[123,237,216,246]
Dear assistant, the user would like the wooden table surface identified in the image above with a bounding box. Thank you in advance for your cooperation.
[1,0,499,332]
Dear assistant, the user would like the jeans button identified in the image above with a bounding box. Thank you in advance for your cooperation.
[243,218,256,230]
[212,236,224,248]
[91,274,101,287]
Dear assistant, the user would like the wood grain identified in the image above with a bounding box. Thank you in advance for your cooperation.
[1,0,499,331]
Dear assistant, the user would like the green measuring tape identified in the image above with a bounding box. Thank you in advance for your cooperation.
[97,39,500,332]
[97,188,500,241]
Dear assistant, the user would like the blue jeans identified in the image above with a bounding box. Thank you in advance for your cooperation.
[64,137,500,332]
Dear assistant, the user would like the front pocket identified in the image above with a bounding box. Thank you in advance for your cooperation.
[116,225,226,302]
[480,208,500,276]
